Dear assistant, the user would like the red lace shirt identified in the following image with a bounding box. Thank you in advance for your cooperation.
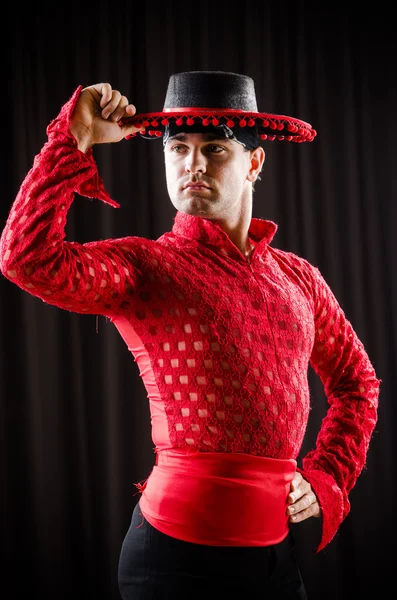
[0,87,380,552]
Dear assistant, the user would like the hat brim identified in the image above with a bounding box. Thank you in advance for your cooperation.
[121,109,317,143]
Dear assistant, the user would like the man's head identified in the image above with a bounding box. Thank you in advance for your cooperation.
[119,69,314,238]
[122,70,314,221]
[163,129,265,220]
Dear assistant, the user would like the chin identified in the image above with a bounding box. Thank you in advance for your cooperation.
[172,197,214,216]
[179,206,212,218]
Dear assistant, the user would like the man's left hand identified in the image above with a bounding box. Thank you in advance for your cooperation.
[287,471,322,523]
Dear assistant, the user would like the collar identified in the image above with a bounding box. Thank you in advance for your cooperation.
[171,211,278,260]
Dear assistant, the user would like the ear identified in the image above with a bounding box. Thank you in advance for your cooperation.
[247,146,265,182]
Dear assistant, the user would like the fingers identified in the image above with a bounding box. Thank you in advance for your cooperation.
[287,473,322,522]
[288,472,306,502]
[288,490,319,520]
[288,502,321,523]
[101,91,130,121]
[99,85,145,135]
[98,83,113,108]
[289,472,302,493]
[85,83,142,125]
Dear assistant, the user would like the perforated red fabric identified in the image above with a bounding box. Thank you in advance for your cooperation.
[0,87,381,552]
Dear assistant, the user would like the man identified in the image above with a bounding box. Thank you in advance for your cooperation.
[0,71,380,599]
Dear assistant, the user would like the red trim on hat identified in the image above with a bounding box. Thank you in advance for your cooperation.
[142,109,312,128]
[122,110,317,143]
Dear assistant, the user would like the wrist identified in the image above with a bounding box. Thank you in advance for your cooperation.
[69,124,93,154]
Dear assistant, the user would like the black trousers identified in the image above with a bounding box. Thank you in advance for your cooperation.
[118,501,308,599]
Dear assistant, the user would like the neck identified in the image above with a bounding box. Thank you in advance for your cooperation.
[213,200,253,257]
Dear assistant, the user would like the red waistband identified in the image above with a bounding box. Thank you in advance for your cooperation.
[138,450,297,546]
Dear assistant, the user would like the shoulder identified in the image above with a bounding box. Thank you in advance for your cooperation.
[267,246,337,309]
[267,246,319,287]
[268,247,343,317]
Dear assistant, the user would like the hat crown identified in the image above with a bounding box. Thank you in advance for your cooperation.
[163,71,259,112]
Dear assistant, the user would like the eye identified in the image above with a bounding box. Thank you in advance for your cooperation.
[206,144,225,153]
[170,144,187,153]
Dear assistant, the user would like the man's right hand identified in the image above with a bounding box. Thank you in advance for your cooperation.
[69,83,145,153]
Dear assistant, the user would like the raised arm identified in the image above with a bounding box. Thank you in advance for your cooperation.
[0,84,146,317]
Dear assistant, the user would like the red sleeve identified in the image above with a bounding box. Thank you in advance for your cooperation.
[298,260,381,552]
[0,86,142,317]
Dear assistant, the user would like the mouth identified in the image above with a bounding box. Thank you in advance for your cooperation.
[183,183,210,190]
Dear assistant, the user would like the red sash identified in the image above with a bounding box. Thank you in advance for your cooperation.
[138,449,296,546]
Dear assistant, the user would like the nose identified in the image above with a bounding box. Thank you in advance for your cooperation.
[184,149,207,174]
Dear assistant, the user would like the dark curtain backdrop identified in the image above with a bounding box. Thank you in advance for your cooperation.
[2,3,396,599]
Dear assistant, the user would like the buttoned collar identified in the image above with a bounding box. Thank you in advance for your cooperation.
[170,211,278,261]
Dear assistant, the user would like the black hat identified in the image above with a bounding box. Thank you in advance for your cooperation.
[123,70,317,144]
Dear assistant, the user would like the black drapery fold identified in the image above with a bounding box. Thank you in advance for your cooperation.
[2,3,395,599]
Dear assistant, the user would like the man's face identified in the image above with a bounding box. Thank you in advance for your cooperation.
[164,132,262,220]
